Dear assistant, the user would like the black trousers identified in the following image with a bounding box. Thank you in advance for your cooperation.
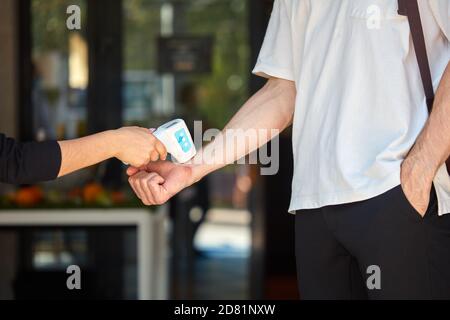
[295,185,450,300]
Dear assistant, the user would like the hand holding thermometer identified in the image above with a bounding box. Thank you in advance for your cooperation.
[153,119,197,164]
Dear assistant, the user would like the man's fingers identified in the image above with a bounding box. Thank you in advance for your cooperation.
[128,175,141,200]
[148,174,167,204]
[127,166,139,176]
[131,172,148,204]
[126,160,173,204]
[139,173,158,205]
[129,171,166,206]
[149,174,165,186]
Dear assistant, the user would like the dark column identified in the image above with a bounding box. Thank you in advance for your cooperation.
[17,0,33,141]
[87,0,123,187]
[248,0,298,299]
[248,0,273,300]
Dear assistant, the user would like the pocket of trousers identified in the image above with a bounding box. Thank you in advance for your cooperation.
[398,185,427,220]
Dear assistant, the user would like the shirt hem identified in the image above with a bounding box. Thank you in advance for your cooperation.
[288,170,402,214]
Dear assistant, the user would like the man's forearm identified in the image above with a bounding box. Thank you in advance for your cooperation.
[405,61,450,180]
[190,78,296,182]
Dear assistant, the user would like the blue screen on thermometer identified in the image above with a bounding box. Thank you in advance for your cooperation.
[175,128,192,153]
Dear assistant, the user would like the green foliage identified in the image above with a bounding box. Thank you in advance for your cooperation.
[124,0,250,128]
[186,0,250,128]
[124,0,161,70]
[32,0,250,128]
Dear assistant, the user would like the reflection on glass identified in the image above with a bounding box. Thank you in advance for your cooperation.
[32,229,87,270]
[31,0,87,141]
[69,33,88,90]
[0,228,138,299]
[123,0,165,127]
[123,0,249,128]
[123,0,251,300]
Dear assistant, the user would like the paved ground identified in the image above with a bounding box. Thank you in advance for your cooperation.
[176,208,251,300]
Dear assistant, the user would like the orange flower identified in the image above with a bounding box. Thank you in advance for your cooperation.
[82,183,103,204]
[15,186,44,207]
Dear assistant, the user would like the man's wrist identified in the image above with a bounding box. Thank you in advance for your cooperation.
[188,163,209,185]
[186,148,220,184]
[403,151,438,184]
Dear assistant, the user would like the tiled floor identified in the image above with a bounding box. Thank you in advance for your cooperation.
[173,208,251,300]
[193,256,249,300]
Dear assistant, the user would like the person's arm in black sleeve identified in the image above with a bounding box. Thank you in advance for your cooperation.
[0,128,168,185]
[0,134,61,184]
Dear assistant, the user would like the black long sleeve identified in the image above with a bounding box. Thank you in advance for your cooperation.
[0,133,62,184]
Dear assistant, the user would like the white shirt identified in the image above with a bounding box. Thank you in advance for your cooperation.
[253,0,450,215]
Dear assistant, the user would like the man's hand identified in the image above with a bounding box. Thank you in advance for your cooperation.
[400,156,434,216]
[127,161,196,205]
[400,62,450,217]
[112,127,167,168]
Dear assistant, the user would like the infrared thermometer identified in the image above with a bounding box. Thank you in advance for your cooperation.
[153,119,197,164]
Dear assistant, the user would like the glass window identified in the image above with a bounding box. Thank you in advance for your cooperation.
[0,227,137,299]
[124,0,252,300]
[184,0,250,129]
[123,0,164,128]
[31,0,88,141]
[123,0,250,129]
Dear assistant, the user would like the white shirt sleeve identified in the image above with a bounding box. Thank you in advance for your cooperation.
[252,0,295,81]
[429,0,450,42]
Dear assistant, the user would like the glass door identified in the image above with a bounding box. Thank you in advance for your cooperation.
[31,0,88,141]
[123,0,252,300]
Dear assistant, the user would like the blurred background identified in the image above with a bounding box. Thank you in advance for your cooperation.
[0,0,297,300]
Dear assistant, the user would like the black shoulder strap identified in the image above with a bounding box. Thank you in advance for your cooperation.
[398,1,450,172]
[398,0,435,112]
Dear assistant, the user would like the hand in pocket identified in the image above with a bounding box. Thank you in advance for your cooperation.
[400,159,433,217]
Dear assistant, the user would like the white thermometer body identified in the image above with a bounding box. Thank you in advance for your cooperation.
[153,119,196,164]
